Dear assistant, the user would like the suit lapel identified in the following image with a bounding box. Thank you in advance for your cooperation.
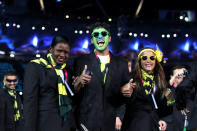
[89,53,103,84]
[3,89,14,101]
[104,53,115,90]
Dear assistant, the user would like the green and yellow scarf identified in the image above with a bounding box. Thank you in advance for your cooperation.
[141,69,154,95]
[31,53,72,122]
[4,85,20,121]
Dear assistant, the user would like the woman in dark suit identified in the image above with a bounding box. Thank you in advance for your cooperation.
[122,47,172,131]
[23,35,75,131]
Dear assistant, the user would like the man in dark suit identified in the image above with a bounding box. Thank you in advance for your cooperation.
[174,62,197,131]
[0,71,23,131]
[73,22,134,131]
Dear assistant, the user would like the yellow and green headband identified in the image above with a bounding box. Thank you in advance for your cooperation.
[138,47,163,62]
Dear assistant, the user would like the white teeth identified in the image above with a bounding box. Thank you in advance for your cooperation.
[98,43,104,47]
[98,41,104,47]
[146,64,152,67]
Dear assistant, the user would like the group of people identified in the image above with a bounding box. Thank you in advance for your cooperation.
[0,22,197,131]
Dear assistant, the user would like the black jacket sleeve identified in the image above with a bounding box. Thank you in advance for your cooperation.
[116,104,126,121]
[23,63,40,131]
[0,91,6,131]
[175,72,196,110]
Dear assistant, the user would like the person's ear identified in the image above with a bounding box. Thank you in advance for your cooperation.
[108,36,111,43]
[3,77,7,86]
[91,39,93,44]
[3,78,6,84]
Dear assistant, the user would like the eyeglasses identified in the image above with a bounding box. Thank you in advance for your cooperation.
[91,31,109,38]
[6,79,17,83]
[141,56,156,61]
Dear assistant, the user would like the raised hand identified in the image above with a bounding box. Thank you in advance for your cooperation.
[80,65,92,85]
[121,78,136,97]
[169,68,186,87]
[158,120,167,131]
[73,65,92,92]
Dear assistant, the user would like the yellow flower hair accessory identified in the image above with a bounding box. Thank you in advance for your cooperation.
[155,45,163,62]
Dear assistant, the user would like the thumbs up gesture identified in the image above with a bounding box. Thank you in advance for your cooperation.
[121,78,136,97]
[73,65,92,92]
[80,65,92,85]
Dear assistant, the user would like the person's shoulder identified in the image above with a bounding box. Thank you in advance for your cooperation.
[112,55,128,64]
[0,88,7,103]
[77,54,89,59]
[74,53,92,62]
[0,88,6,97]
[24,59,44,73]
[0,88,3,92]
[26,58,44,67]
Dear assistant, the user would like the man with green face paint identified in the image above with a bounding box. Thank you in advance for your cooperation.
[73,22,135,131]
[91,28,110,52]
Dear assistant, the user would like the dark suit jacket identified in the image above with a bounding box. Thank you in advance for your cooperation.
[23,62,75,131]
[122,83,172,131]
[73,52,130,131]
[174,61,197,130]
[0,88,23,131]
[175,61,196,110]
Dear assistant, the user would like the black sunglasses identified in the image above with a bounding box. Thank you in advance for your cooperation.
[141,56,156,61]
[6,79,17,83]
[92,31,109,38]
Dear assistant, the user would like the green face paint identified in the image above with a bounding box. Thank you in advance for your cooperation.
[91,28,110,51]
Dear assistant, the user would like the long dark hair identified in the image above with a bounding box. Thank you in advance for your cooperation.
[133,47,166,95]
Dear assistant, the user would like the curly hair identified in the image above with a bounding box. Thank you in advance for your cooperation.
[89,22,111,37]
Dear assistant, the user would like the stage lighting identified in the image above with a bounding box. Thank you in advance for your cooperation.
[79,30,83,34]
[54,27,58,32]
[41,26,45,30]
[32,26,36,30]
[65,15,69,19]
[6,23,9,27]
[16,24,20,28]
[129,32,132,36]
[144,34,148,37]
[185,34,189,37]
[173,34,177,37]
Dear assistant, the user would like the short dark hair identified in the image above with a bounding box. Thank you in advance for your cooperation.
[123,56,132,62]
[89,22,111,37]
[51,35,70,48]
[170,65,190,76]
[4,71,17,77]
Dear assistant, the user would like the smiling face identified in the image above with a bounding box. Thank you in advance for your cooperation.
[91,27,111,52]
[3,75,18,90]
[50,42,70,65]
[140,51,156,74]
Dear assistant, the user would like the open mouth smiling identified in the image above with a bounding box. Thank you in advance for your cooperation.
[97,40,105,47]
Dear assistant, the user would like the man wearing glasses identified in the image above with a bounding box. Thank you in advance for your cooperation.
[0,71,23,131]
[73,22,135,131]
